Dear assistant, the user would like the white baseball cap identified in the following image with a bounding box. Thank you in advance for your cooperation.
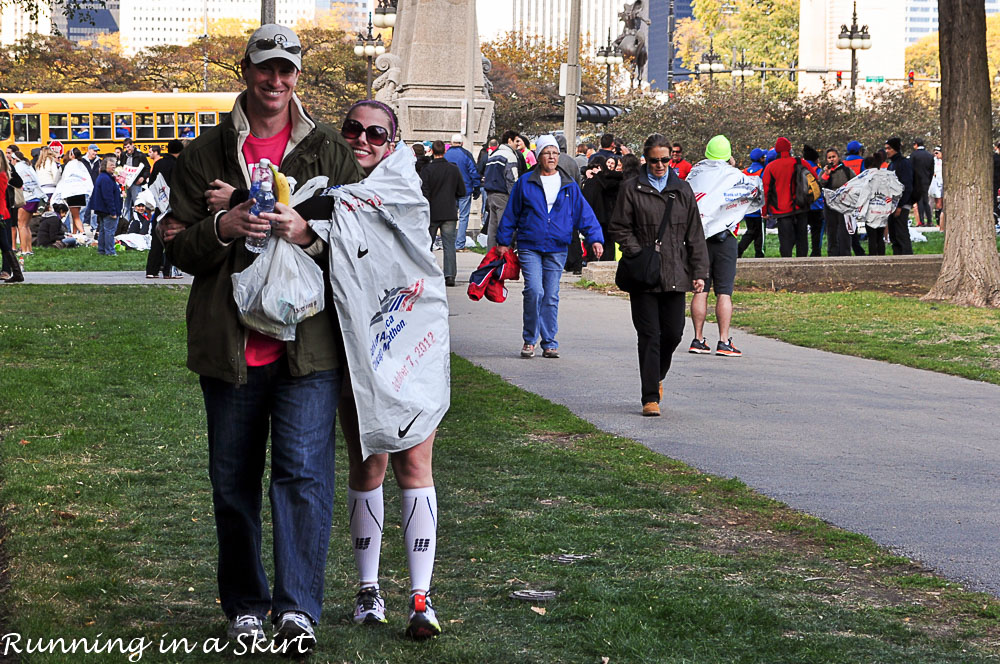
[245,24,302,71]
[450,134,465,145]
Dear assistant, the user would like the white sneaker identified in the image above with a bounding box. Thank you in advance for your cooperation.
[273,611,316,656]
[405,592,441,640]
[226,615,265,644]
[353,586,388,625]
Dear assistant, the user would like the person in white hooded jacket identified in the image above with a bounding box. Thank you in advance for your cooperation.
[54,148,94,234]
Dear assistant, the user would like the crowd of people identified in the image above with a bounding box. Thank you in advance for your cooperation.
[1,136,188,282]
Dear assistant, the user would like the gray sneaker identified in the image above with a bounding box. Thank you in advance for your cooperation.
[227,614,266,644]
[273,611,316,657]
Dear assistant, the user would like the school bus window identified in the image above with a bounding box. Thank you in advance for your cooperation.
[71,113,91,140]
[0,114,10,141]
[48,113,69,140]
[93,113,112,139]
[219,112,230,123]
[156,112,176,139]
[135,113,153,139]
[198,112,216,128]
[178,112,195,138]
[14,114,41,143]
[115,113,133,139]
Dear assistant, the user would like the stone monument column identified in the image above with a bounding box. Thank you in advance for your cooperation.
[389,0,495,146]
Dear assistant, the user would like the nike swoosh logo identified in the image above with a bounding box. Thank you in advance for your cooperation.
[398,411,422,438]
[358,246,369,258]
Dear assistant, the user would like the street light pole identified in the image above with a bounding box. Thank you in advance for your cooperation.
[836,1,872,107]
[666,0,675,94]
[698,37,724,84]
[594,29,623,105]
[354,13,386,100]
[562,0,581,155]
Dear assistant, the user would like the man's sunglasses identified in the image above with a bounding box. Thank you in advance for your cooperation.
[670,150,682,155]
[647,156,671,165]
[248,38,301,55]
[341,118,390,146]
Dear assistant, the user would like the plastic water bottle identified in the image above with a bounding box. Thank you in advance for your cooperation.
[248,158,269,201]
[246,180,276,254]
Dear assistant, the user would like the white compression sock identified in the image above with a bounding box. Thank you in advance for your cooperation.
[348,486,384,587]
[401,486,437,593]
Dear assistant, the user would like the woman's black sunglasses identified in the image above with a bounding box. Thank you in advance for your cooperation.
[341,118,390,146]
[646,156,671,165]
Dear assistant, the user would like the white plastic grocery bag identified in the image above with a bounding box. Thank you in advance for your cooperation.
[231,237,326,342]
[824,169,904,232]
[309,147,450,458]
[687,159,763,238]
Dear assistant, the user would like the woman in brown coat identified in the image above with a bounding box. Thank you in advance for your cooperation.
[609,134,709,417]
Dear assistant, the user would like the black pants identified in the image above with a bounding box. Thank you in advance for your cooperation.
[807,209,824,256]
[0,217,14,273]
[866,225,886,255]
[851,233,866,256]
[145,215,174,276]
[564,230,584,272]
[888,209,913,255]
[629,291,685,405]
[915,193,932,226]
[777,213,808,257]
[825,208,852,257]
[737,217,764,257]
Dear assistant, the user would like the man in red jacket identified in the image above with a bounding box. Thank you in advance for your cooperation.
[760,137,819,257]
[669,143,692,179]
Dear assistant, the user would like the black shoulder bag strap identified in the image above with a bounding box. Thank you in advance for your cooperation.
[654,192,675,252]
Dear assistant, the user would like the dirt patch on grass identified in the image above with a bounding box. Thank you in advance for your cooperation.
[686,502,1000,650]
[524,432,592,449]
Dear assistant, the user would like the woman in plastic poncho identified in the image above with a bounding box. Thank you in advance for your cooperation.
[334,101,443,641]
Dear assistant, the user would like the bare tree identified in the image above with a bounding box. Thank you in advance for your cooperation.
[924,0,1000,306]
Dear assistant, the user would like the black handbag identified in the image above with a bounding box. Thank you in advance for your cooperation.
[615,194,674,293]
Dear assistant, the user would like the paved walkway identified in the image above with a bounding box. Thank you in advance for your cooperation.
[20,256,1000,597]
[445,253,1000,596]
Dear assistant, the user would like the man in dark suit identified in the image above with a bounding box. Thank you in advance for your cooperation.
[419,140,466,286]
[909,138,935,227]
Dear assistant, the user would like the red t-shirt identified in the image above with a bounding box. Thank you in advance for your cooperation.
[670,158,692,180]
[241,122,292,367]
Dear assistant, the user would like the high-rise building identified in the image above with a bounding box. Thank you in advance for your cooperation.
[0,1,52,45]
[510,0,621,47]
[118,0,315,54]
[647,0,694,91]
[328,0,372,35]
[905,0,1000,44]
[797,0,905,97]
[51,1,120,43]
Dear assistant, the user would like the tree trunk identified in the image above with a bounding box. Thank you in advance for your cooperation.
[923,0,1000,307]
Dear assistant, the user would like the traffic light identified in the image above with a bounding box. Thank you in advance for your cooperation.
[836,71,842,87]
[908,70,915,86]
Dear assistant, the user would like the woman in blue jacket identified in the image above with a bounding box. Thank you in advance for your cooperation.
[496,135,604,358]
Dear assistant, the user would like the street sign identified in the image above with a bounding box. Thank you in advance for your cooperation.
[865,76,885,83]
[48,140,64,157]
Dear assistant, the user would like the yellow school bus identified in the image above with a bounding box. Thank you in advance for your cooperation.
[0,92,239,156]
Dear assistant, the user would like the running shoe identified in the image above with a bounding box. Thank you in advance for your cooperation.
[520,343,535,358]
[716,337,743,357]
[226,615,266,645]
[353,586,388,625]
[688,337,711,354]
[273,610,316,657]
[405,592,441,640]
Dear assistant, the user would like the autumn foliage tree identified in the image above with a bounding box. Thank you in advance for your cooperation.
[481,31,616,136]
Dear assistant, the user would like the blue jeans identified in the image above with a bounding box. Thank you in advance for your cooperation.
[81,194,98,230]
[455,194,472,249]
[519,249,567,349]
[97,214,117,255]
[200,364,341,624]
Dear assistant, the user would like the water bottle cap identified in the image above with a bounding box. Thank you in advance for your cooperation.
[260,180,272,191]
[259,158,271,167]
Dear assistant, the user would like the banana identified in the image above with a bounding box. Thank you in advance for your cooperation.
[268,164,291,205]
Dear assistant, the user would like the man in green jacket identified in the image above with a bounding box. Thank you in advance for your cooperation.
[163,24,363,655]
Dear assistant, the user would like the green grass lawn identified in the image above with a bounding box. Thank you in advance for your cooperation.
[731,228,1000,258]
[3,286,1000,663]
[726,290,1000,386]
[19,245,149,272]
